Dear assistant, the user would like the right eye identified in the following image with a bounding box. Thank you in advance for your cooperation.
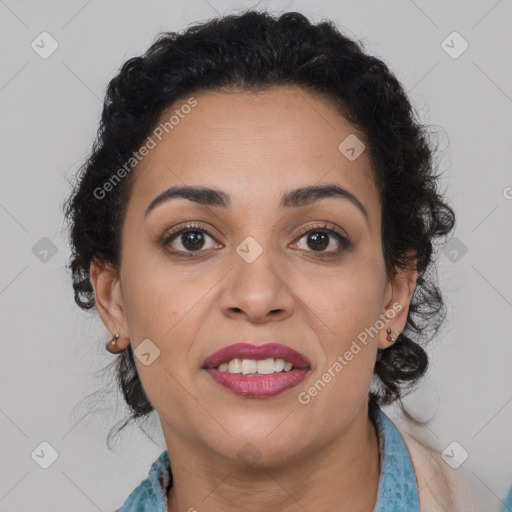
[161,222,223,256]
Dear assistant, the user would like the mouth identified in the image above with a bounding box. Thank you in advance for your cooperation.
[201,343,311,398]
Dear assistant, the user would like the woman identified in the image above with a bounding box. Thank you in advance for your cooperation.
[64,10,476,511]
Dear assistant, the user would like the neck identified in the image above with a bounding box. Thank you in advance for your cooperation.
[163,403,381,512]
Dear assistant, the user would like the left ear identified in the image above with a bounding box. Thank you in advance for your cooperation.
[379,249,418,349]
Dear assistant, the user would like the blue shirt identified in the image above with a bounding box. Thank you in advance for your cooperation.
[116,406,419,511]
[501,485,512,512]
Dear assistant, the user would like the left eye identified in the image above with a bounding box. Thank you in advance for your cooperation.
[294,227,348,254]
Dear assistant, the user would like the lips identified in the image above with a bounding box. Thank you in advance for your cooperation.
[205,368,310,398]
[202,343,311,370]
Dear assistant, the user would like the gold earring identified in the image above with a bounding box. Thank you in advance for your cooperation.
[386,329,400,343]
[106,333,126,354]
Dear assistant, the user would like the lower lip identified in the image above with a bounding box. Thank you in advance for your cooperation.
[205,368,309,398]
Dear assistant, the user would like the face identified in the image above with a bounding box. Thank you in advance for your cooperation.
[91,85,416,466]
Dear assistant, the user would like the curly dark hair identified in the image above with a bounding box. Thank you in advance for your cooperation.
[63,9,455,446]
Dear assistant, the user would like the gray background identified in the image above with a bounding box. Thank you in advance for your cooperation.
[0,0,511,510]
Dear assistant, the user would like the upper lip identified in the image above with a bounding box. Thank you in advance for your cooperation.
[202,343,311,370]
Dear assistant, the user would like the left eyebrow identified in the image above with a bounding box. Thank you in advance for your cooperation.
[281,184,369,223]
[144,183,369,224]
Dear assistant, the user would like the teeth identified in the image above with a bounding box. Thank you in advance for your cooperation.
[241,359,257,375]
[257,358,275,375]
[215,358,295,375]
[228,358,242,373]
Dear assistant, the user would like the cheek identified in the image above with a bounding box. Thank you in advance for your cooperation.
[121,244,206,343]
[121,260,207,416]
[120,251,218,398]
[303,266,383,401]
[310,265,385,346]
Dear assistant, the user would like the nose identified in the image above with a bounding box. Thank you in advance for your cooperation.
[219,247,295,324]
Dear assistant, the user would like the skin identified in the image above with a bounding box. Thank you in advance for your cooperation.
[90,85,417,512]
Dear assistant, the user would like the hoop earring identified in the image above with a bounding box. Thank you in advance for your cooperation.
[106,333,126,354]
[386,329,400,344]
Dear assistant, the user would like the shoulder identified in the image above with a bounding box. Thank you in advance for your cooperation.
[398,428,478,512]
[116,451,170,511]
[502,485,512,512]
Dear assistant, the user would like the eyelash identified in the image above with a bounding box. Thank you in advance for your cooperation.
[161,222,351,258]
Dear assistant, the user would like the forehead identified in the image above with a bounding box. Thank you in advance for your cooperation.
[127,85,380,222]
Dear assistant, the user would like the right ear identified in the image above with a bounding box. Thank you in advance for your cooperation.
[89,258,130,351]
